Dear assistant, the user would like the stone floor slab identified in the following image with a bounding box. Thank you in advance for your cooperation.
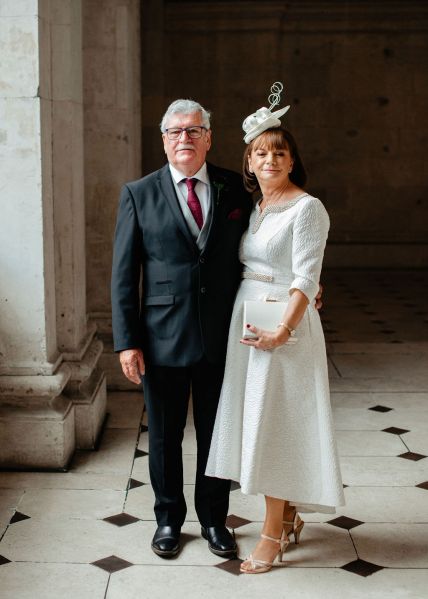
[16,488,126,520]
[340,456,428,486]
[0,562,108,599]
[337,487,428,523]
[106,392,144,429]
[352,523,428,568]
[336,430,406,457]
[106,564,428,599]
[0,472,129,491]
[70,429,138,474]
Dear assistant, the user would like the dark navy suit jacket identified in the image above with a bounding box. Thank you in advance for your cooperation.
[111,162,252,366]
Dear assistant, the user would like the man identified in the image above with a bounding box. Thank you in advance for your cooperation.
[111,99,252,558]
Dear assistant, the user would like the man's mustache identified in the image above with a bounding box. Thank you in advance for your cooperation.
[176,144,194,150]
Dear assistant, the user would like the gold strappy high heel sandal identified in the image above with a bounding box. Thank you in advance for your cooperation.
[283,511,304,545]
[240,531,290,574]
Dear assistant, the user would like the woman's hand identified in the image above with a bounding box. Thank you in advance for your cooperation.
[240,324,289,351]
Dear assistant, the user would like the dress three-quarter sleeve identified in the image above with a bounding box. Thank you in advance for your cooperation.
[289,197,330,304]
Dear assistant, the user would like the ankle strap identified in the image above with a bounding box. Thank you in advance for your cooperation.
[260,533,281,544]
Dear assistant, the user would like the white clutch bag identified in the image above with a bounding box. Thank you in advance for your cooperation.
[243,300,298,344]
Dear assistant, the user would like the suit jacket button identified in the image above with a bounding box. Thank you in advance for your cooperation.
[199,257,205,264]
[200,287,206,294]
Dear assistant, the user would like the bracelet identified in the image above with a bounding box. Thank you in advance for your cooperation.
[277,322,296,337]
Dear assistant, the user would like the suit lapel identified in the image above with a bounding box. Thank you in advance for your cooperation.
[157,165,198,254]
[201,163,224,256]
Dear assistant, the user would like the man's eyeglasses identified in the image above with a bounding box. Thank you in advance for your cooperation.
[165,126,207,141]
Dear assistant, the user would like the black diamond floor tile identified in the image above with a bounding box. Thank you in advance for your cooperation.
[128,478,145,490]
[398,452,427,462]
[134,448,148,458]
[225,514,252,529]
[343,484,349,488]
[103,513,140,526]
[341,558,384,577]
[369,405,393,413]
[140,424,148,433]
[0,555,11,566]
[214,558,243,576]
[327,516,363,530]
[382,427,410,435]
[10,511,31,524]
[91,555,133,573]
[416,481,428,490]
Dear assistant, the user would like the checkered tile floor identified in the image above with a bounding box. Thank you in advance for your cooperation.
[0,270,427,598]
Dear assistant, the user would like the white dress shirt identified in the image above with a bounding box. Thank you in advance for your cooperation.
[169,163,212,250]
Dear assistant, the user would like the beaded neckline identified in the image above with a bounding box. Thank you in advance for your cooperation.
[252,193,308,233]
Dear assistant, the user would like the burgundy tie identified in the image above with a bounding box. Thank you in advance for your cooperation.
[185,178,203,229]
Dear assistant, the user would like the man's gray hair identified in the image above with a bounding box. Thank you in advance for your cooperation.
[160,99,211,132]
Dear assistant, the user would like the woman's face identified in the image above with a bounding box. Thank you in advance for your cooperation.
[248,143,293,187]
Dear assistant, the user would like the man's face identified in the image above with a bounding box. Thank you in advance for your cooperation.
[162,111,212,175]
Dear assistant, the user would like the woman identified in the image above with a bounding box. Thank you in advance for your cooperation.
[206,84,345,574]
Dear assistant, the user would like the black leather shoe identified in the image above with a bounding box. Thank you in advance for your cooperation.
[201,526,237,558]
[151,525,181,558]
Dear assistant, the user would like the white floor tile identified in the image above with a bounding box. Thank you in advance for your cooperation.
[340,456,428,486]
[331,354,428,382]
[333,408,390,431]
[17,488,126,520]
[0,472,128,491]
[0,489,25,535]
[331,392,381,409]
[337,487,428,523]
[70,429,138,474]
[336,430,406,457]
[0,518,138,563]
[106,391,144,429]
[403,432,428,455]
[106,564,428,599]
[0,563,108,599]
[330,377,428,393]
[352,523,428,567]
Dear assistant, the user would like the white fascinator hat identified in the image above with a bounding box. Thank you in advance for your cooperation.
[242,82,290,144]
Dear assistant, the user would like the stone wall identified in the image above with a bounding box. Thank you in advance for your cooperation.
[141,0,428,268]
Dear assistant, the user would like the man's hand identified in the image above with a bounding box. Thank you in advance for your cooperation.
[315,283,324,311]
[119,348,145,384]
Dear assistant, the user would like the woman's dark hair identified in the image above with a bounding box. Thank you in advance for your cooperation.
[242,127,307,193]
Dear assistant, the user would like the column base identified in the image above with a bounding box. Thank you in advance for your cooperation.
[0,367,75,470]
[63,337,107,449]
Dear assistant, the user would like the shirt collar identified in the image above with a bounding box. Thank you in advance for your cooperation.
[169,162,209,185]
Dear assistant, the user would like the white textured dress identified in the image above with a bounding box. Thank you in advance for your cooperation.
[206,193,345,513]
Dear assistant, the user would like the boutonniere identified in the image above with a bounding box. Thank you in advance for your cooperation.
[212,179,229,206]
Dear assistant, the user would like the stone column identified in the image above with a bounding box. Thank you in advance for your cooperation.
[0,0,106,469]
[49,1,106,449]
[82,0,142,390]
